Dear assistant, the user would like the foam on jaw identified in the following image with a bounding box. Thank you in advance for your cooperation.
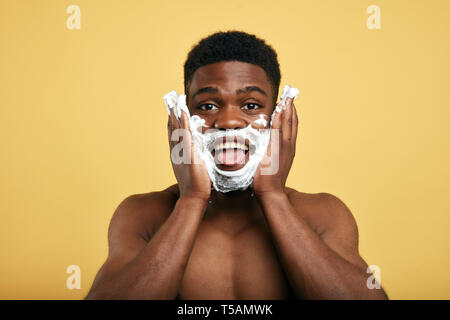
[192,123,271,192]
[163,85,300,193]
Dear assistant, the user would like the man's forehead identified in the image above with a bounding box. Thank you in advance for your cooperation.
[189,61,272,97]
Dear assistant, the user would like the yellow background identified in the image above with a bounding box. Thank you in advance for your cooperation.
[1,0,449,299]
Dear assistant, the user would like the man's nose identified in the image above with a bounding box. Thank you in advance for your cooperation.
[213,107,247,130]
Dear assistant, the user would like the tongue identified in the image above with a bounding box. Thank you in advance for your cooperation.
[216,149,246,166]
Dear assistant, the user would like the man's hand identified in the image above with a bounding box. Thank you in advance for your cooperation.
[168,108,211,202]
[253,96,298,196]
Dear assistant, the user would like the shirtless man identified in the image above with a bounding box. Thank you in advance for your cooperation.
[86,31,388,300]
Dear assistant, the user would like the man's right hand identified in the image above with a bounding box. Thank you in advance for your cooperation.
[167,108,211,202]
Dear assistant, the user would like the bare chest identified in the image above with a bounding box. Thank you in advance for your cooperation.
[178,220,295,299]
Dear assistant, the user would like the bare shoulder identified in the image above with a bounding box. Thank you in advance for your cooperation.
[86,185,181,296]
[285,187,351,211]
[285,188,355,234]
[285,187,366,270]
[109,184,180,243]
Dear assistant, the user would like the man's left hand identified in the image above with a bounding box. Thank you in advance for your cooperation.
[253,96,299,196]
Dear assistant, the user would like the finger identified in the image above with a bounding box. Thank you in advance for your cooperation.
[179,108,191,133]
[167,115,176,152]
[271,101,283,130]
[269,101,283,163]
[168,108,181,149]
[167,114,171,140]
[281,97,292,143]
[291,102,299,152]
[179,108,196,163]
[170,107,181,130]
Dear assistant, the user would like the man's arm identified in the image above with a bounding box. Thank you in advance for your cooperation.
[86,103,212,299]
[85,192,208,299]
[256,190,388,299]
[253,93,387,299]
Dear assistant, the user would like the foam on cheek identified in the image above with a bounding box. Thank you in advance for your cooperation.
[253,114,268,128]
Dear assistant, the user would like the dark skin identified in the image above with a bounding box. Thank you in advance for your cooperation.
[85,61,388,299]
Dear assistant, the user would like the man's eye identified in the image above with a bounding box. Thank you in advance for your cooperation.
[242,103,262,110]
[197,104,218,111]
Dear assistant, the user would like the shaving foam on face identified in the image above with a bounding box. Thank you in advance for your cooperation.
[190,123,271,193]
[253,114,268,127]
[163,85,299,193]
[271,85,300,122]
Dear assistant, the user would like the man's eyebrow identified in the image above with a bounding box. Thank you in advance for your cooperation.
[191,87,219,100]
[191,85,267,100]
[236,86,267,96]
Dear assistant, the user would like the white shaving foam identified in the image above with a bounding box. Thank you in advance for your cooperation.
[253,114,268,127]
[271,85,300,123]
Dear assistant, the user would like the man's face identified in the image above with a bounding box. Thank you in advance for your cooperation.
[186,61,275,172]
[187,61,275,132]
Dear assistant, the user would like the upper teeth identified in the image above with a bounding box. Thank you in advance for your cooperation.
[214,141,248,151]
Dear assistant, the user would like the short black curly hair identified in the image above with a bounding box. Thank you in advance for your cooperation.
[184,30,281,106]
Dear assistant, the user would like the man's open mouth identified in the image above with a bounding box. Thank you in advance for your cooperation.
[210,137,251,170]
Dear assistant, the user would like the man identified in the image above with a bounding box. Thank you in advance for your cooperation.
[86,31,388,299]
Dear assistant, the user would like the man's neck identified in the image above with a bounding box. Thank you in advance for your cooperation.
[203,187,262,222]
[210,187,254,206]
[199,188,264,237]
